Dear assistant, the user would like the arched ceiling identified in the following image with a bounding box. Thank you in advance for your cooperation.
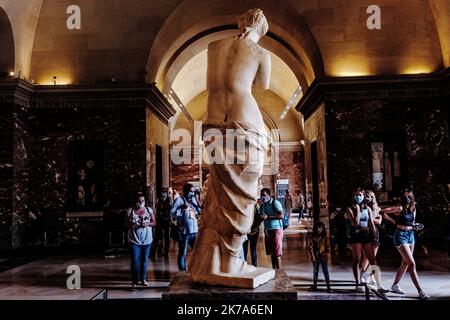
[27,0,181,84]
[0,0,44,79]
[0,7,14,75]
[171,50,206,107]
[0,0,448,84]
[429,0,450,67]
[299,0,443,75]
[148,0,323,91]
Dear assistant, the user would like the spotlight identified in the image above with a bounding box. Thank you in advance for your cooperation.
[9,71,14,77]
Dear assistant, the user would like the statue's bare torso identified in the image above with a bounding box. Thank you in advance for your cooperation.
[206,37,271,132]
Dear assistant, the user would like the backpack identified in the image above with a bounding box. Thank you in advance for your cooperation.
[271,200,290,230]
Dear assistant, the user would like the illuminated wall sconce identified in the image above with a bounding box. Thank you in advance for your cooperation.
[9,71,15,77]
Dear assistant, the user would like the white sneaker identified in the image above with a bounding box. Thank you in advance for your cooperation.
[355,285,365,292]
[391,284,405,294]
[418,291,430,300]
[360,272,367,284]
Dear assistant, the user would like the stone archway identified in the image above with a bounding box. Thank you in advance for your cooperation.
[428,0,450,67]
[146,0,324,92]
[0,7,14,77]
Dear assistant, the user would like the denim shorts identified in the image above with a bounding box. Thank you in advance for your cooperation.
[393,229,415,247]
[349,227,372,244]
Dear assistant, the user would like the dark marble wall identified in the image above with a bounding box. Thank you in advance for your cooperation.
[325,97,450,241]
[26,105,147,246]
[0,103,13,249]
[12,104,32,248]
[0,102,32,250]
[1,81,173,251]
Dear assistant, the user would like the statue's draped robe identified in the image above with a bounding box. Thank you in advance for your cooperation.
[189,120,269,278]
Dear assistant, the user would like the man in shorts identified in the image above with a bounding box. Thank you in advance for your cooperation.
[259,188,284,269]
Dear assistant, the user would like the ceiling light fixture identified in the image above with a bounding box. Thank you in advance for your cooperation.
[280,86,302,119]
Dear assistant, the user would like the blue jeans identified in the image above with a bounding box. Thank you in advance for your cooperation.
[313,259,330,287]
[298,208,304,221]
[243,232,259,267]
[178,233,196,271]
[130,243,151,284]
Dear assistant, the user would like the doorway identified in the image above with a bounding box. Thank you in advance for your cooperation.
[311,141,320,222]
[155,144,163,196]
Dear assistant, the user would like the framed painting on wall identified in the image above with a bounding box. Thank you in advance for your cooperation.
[67,140,104,212]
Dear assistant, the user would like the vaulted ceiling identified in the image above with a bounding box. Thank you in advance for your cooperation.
[1,0,448,101]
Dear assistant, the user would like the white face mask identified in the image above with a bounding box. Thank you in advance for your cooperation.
[137,203,145,209]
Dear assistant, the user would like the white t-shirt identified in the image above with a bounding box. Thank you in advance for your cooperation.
[127,207,153,245]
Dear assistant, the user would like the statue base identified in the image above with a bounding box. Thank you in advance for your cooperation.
[191,267,275,289]
[162,269,297,300]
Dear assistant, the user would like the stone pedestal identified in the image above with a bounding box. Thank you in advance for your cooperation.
[162,270,297,300]
[191,267,275,289]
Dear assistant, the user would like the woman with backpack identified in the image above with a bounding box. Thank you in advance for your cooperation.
[170,183,201,271]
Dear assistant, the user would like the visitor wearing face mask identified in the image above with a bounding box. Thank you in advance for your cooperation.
[381,189,430,299]
[360,190,382,286]
[307,221,333,292]
[150,187,172,259]
[125,192,156,289]
[170,183,201,271]
[346,188,388,293]
[259,188,284,269]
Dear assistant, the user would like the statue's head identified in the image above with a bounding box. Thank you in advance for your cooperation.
[238,9,268,40]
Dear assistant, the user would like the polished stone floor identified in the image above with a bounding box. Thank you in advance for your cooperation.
[0,216,449,300]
